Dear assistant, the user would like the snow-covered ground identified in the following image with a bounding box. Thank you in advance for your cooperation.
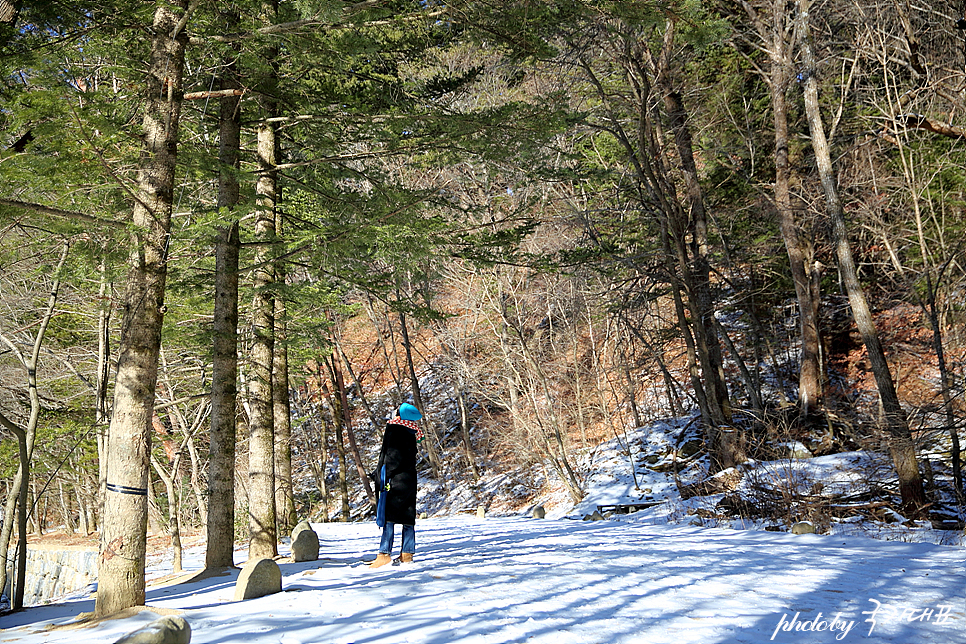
[2,417,964,643]
[504,420,965,547]
[0,514,963,644]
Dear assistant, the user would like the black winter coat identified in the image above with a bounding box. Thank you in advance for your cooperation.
[376,420,418,525]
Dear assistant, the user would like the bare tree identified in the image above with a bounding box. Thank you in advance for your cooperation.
[738,0,827,416]
[0,242,69,610]
[796,0,926,514]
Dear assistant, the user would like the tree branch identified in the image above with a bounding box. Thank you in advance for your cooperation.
[897,113,966,140]
[0,198,127,229]
[0,408,24,435]
[184,88,245,101]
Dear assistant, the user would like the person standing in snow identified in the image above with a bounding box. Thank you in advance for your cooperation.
[370,403,423,568]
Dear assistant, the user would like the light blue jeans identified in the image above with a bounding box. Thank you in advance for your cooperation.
[379,522,415,555]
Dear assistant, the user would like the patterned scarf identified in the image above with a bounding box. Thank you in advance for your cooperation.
[390,417,424,442]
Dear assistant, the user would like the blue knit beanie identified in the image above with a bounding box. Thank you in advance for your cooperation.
[399,403,422,421]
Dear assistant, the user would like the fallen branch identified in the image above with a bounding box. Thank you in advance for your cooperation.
[896,113,966,140]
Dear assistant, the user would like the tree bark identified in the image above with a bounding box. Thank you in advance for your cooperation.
[649,23,731,421]
[95,251,112,426]
[773,19,823,415]
[796,0,925,514]
[922,288,962,499]
[206,5,242,571]
[247,117,278,559]
[94,3,188,618]
[246,0,283,560]
[453,372,480,480]
[95,250,112,537]
[273,241,295,534]
[742,0,826,415]
[326,362,351,521]
[245,0,281,560]
[0,413,27,610]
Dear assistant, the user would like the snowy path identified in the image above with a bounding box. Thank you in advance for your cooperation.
[0,516,962,643]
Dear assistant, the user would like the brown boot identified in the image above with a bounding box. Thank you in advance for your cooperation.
[369,553,392,568]
[399,552,413,564]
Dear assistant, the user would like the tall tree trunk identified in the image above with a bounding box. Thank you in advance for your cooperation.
[745,0,826,415]
[273,249,295,534]
[921,286,962,499]
[96,1,188,615]
[247,121,278,559]
[453,374,480,480]
[271,144,292,531]
[581,46,725,446]
[796,0,925,514]
[631,47,727,431]
[206,9,241,569]
[1,479,9,540]
[0,417,27,610]
[660,216,715,429]
[632,66,720,427]
[327,363,351,522]
[312,365,332,521]
[246,0,280,561]
[648,26,731,421]
[897,122,964,500]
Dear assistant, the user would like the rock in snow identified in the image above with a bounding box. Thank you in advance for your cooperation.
[113,616,190,644]
[232,557,281,601]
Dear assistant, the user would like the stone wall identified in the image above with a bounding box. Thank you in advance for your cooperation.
[3,545,97,606]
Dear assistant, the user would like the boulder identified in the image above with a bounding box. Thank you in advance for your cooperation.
[233,557,281,601]
[678,439,703,459]
[113,616,191,644]
[775,441,813,459]
[532,505,546,519]
[291,527,320,562]
[290,520,313,542]
[791,521,816,535]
